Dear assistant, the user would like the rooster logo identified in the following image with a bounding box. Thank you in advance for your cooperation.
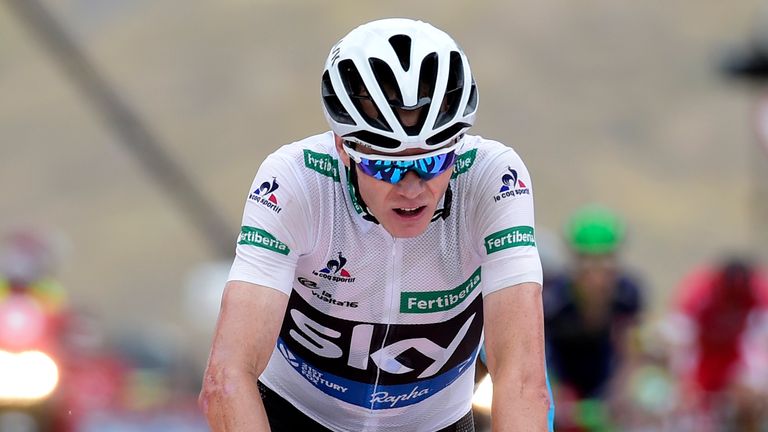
[499,167,526,193]
[319,252,351,277]
[254,177,279,204]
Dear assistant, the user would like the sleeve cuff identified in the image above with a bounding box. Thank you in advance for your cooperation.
[482,254,543,296]
[228,257,294,296]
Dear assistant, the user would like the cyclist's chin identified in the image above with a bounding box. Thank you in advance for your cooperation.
[379,206,433,238]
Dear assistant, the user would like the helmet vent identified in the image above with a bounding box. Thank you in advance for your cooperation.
[338,59,393,132]
[388,35,412,71]
[434,51,465,129]
[463,80,478,116]
[427,122,470,146]
[369,58,404,108]
[322,71,356,125]
[345,130,401,149]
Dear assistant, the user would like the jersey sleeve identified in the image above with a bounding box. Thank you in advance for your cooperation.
[228,150,314,295]
[470,147,543,295]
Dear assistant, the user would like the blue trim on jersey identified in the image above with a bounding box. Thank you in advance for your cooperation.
[277,337,478,410]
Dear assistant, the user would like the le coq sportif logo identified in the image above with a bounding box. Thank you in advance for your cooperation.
[249,177,283,213]
[493,166,530,202]
[313,252,355,283]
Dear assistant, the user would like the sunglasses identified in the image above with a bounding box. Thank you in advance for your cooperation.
[344,141,460,184]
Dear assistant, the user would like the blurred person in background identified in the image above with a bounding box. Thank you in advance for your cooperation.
[0,229,133,432]
[200,18,553,432]
[664,257,768,431]
[0,229,71,431]
[69,327,207,432]
[543,205,644,431]
[0,229,68,316]
[52,310,130,432]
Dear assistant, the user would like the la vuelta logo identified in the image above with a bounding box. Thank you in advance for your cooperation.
[249,177,282,213]
[312,252,355,283]
[493,167,530,202]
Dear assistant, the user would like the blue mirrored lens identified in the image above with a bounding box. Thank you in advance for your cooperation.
[356,151,457,184]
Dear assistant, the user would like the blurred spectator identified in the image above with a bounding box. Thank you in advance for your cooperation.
[55,312,208,431]
[0,228,76,431]
[54,310,130,432]
[0,228,68,315]
[664,257,768,431]
[543,205,644,431]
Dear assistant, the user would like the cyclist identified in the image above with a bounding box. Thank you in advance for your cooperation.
[665,257,768,430]
[200,18,553,431]
[543,206,644,430]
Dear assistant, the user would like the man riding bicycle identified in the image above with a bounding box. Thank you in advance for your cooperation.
[200,18,553,431]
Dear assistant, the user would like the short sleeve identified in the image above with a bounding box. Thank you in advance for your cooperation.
[470,147,542,295]
[228,151,313,295]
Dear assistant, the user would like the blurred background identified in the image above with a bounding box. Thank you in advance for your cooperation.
[1,0,767,430]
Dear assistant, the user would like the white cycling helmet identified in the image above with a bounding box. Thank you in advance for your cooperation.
[321,18,478,153]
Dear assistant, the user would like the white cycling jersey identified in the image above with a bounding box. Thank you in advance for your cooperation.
[228,131,543,432]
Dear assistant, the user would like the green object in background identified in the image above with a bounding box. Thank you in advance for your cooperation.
[576,399,614,432]
[565,206,626,255]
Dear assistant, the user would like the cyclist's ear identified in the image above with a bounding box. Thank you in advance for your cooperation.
[335,134,351,168]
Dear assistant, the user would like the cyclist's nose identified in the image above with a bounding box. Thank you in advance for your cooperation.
[395,171,425,199]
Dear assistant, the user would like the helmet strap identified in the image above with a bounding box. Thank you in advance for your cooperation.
[348,162,380,224]
[431,183,453,222]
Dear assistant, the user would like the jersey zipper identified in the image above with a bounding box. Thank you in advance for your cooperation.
[365,237,401,429]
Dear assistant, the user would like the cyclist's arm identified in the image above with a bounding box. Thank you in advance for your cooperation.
[483,281,551,432]
[199,280,288,432]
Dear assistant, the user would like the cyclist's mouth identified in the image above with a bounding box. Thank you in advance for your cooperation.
[393,206,427,219]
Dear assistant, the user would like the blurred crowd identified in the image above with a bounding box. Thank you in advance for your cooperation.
[0,229,206,432]
[473,206,768,432]
[535,206,768,432]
